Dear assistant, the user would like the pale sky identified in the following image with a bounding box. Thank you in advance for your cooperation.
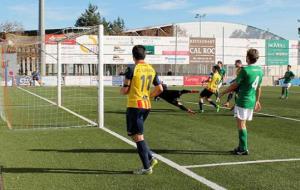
[1,0,300,39]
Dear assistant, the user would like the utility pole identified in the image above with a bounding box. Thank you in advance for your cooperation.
[39,0,46,76]
[195,13,206,37]
[298,19,300,38]
[297,20,300,70]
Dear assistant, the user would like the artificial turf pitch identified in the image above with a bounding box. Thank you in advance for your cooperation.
[0,86,299,190]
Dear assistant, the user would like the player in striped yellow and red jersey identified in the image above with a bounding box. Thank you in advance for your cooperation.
[125,62,159,109]
[198,65,222,113]
[120,45,163,175]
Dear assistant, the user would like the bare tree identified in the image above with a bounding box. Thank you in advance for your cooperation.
[0,21,24,33]
[176,26,188,37]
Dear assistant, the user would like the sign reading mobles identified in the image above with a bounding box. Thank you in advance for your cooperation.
[266,40,289,66]
[189,38,215,64]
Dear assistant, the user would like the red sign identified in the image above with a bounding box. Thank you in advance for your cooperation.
[184,76,209,86]
[46,34,76,45]
[162,51,190,55]
[9,70,14,76]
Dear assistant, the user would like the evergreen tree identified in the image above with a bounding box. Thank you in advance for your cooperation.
[75,4,126,35]
[109,17,125,35]
[75,3,101,27]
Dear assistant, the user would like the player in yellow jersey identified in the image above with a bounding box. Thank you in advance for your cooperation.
[223,60,243,108]
[199,65,221,113]
[120,45,163,175]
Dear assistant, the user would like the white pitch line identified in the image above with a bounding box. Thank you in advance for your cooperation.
[18,87,227,190]
[185,101,300,122]
[263,89,300,94]
[17,87,98,126]
[17,87,57,106]
[183,158,300,169]
[101,126,226,190]
[103,97,300,122]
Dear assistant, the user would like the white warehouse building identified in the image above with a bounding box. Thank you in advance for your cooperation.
[125,21,300,78]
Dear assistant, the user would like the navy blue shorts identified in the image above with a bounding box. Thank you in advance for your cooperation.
[126,108,150,136]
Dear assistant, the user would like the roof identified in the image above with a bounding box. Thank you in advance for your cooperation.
[124,21,285,40]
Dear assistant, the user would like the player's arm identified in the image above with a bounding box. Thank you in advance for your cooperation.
[206,73,213,82]
[120,66,133,95]
[255,86,262,112]
[219,82,239,97]
[255,73,263,112]
[150,73,163,98]
[219,69,243,97]
[278,74,285,80]
[150,85,163,98]
[120,79,131,95]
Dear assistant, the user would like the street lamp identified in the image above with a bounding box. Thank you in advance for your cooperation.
[298,19,300,38]
[195,13,206,37]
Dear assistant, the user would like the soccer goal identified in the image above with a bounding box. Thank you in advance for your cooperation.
[0,25,104,129]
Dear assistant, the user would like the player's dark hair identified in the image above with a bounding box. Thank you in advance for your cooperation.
[235,60,242,64]
[217,61,223,65]
[213,65,221,73]
[288,65,292,68]
[247,49,259,64]
[132,45,146,60]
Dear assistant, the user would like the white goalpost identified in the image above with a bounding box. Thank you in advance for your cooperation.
[0,25,104,129]
[98,25,104,129]
[53,24,105,129]
[57,41,62,107]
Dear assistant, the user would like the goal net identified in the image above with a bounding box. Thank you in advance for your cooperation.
[0,26,104,129]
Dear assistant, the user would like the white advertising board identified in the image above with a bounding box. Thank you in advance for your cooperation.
[289,40,299,66]
[64,76,91,86]
[215,38,265,65]
[64,76,112,86]
[46,35,190,65]
[159,76,184,86]
[90,76,112,86]
[42,76,58,86]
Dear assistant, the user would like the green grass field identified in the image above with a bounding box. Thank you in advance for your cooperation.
[0,86,299,190]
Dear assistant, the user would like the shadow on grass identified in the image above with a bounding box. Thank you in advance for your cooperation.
[30,148,232,155]
[2,167,132,175]
[105,109,179,115]
[105,109,185,117]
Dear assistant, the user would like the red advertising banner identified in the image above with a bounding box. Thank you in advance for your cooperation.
[183,76,209,86]
[162,51,190,55]
[46,34,76,45]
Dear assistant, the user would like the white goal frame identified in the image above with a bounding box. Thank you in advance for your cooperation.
[55,25,104,129]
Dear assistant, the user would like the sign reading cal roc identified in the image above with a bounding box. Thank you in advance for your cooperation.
[189,38,215,64]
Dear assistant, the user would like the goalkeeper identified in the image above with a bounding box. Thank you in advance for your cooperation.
[154,83,198,114]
